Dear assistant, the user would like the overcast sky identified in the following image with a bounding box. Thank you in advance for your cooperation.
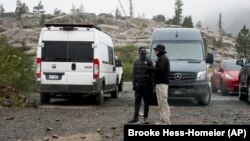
[1,0,250,35]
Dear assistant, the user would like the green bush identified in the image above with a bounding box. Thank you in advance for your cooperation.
[115,44,137,81]
[0,36,35,92]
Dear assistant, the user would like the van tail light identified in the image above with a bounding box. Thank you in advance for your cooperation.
[93,59,100,79]
[36,58,41,78]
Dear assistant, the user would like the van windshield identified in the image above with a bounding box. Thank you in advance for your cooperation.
[151,41,204,61]
[42,41,93,62]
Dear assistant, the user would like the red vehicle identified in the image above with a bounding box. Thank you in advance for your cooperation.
[211,60,241,95]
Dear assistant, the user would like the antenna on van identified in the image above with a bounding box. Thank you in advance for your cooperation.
[175,30,179,38]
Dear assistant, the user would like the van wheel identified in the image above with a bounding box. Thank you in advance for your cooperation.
[118,77,123,92]
[239,82,246,100]
[40,93,50,104]
[247,80,250,104]
[198,87,211,106]
[95,89,104,105]
[111,85,118,98]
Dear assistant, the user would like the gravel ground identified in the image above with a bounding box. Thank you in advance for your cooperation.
[0,82,250,141]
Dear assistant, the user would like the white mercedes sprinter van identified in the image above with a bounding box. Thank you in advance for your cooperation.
[36,24,118,105]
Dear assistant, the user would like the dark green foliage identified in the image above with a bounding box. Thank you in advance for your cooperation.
[115,45,137,81]
[153,14,166,22]
[236,25,250,57]
[0,36,35,92]
[15,0,29,27]
[172,0,183,25]
[182,16,193,28]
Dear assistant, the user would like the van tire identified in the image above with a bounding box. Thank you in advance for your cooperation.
[40,93,50,104]
[118,77,123,92]
[197,87,211,106]
[95,89,104,105]
[111,85,118,98]
[239,82,246,100]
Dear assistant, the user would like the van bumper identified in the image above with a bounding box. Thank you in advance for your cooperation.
[36,78,103,94]
[168,81,210,98]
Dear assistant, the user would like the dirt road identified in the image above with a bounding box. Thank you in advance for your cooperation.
[0,83,250,141]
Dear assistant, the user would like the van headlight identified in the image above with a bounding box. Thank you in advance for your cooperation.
[196,71,207,81]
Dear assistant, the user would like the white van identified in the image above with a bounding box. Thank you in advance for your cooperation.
[36,24,118,105]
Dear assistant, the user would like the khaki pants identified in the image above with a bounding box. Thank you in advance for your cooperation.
[155,84,171,124]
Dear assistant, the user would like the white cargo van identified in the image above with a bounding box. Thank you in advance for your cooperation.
[36,24,118,105]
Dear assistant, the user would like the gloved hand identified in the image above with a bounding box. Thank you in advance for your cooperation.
[133,85,137,91]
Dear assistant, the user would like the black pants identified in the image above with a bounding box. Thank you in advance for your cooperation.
[134,85,150,120]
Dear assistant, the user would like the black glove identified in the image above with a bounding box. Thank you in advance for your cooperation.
[133,85,136,91]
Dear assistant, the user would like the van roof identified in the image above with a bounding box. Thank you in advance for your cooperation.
[152,28,202,41]
[45,23,101,31]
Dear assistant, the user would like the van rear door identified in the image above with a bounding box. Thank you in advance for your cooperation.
[66,31,95,88]
[41,31,68,90]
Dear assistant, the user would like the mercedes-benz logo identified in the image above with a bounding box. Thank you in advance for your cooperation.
[174,73,182,81]
[52,64,56,69]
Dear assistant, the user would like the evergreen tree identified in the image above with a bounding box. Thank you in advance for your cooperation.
[39,14,45,26]
[236,25,250,57]
[182,16,193,28]
[54,8,61,15]
[70,4,76,14]
[196,21,202,28]
[153,14,166,22]
[15,0,29,27]
[115,8,122,19]
[173,0,183,25]
[0,4,5,15]
[33,1,44,14]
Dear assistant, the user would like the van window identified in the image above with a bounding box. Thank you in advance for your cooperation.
[42,41,67,62]
[68,42,93,62]
[42,41,93,62]
[108,46,114,65]
[151,41,204,61]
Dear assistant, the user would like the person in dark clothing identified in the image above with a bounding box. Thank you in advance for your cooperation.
[128,47,154,124]
[153,44,171,125]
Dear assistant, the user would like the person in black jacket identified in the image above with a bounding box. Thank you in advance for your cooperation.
[128,47,154,124]
[153,44,171,125]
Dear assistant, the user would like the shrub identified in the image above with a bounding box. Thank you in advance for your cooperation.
[115,44,137,81]
[0,36,35,107]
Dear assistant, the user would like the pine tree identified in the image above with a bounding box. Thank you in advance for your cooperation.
[115,8,122,19]
[173,0,183,25]
[196,21,202,28]
[15,0,29,27]
[39,14,45,26]
[54,8,61,15]
[236,26,250,58]
[153,14,166,22]
[0,4,5,15]
[70,4,76,14]
[182,16,193,28]
[33,1,44,14]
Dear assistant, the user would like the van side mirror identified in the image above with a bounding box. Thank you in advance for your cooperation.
[236,59,244,67]
[206,53,214,64]
[115,59,122,67]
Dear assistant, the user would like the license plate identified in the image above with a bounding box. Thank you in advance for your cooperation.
[49,75,59,80]
[174,90,182,95]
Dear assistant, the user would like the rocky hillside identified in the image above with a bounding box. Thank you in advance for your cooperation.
[0,12,238,60]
